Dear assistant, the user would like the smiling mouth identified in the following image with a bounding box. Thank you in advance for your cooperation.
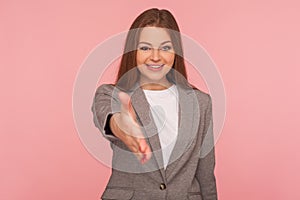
[146,64,164,69]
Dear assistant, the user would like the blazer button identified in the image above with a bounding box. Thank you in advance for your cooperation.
[160,183,166,190]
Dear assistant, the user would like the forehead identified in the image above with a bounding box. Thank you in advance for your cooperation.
[139,27,171,44]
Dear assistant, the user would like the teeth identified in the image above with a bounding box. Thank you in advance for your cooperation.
[147,65,163,68]
[151,65,161,68]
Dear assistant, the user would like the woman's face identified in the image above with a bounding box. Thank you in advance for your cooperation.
[136,27,175,89]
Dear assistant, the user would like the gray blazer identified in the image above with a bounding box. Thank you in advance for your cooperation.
[92,83,217,200]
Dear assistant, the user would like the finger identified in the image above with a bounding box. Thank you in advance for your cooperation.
[138,139,152,164]
[143,142,152,161]
[118,92,132,114]
[129,144,139,154]
[134,152,144,162]
[140,150,151,164]
[128,141,142,159]
[138,138,148,153]
[128,138,152,164]
[125,136,140,152]
[127,137,150,164]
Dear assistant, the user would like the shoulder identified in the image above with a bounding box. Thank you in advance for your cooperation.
[191,86,212,111]
[95,83,116,94]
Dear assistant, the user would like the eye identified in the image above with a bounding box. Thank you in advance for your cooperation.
[138,46,151,51]
[160,45,172,51]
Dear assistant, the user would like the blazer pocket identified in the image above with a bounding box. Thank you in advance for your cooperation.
[101,187,134,200]
[187,192,202,200]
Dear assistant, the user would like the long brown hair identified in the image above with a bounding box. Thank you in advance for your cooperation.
[115,8,189,91]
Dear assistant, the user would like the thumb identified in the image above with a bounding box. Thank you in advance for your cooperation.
[118,92,136,119]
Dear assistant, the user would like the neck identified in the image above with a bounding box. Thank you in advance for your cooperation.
[139,80,172,90]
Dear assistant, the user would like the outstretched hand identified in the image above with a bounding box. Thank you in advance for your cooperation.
[110,92,152,164]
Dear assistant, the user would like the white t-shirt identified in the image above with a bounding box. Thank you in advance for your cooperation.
[143,84,179,169]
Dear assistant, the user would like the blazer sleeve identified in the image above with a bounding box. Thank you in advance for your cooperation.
[91,84,121,144]
[196,95,218,200]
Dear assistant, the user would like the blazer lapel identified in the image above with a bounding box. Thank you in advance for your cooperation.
[165,85,200,181]
[130,86,166,183]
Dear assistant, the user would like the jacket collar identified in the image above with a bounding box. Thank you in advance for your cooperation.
[130,83,200,183]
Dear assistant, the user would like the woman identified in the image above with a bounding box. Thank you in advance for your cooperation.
[92,8,217,200]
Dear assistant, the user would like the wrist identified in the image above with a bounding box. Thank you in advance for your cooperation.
[110,113,121,137]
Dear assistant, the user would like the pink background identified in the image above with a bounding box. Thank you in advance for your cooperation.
[1,0,300,199]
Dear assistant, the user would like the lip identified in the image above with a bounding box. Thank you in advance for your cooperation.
[146,64,164,71]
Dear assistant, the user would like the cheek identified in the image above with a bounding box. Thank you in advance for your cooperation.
[164,54,175,65]
[136,52,148,65]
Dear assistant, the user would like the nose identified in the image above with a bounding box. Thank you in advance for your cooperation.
[150,48,161,62]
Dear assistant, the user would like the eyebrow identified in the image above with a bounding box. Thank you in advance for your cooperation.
[138,41,172,46]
